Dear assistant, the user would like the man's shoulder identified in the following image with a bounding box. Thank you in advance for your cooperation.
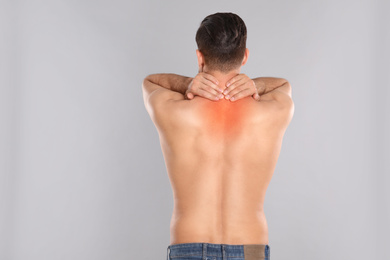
[256,91,294,128]
[259,85,294,109]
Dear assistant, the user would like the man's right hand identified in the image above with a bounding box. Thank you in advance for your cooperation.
[224,74,260,102]
[185,68,224,101]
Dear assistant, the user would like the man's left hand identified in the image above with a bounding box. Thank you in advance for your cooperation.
[185,65,224,101]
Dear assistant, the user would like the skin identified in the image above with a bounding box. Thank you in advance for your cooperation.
[142,48,294,245]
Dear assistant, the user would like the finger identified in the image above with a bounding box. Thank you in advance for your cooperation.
[199,78,221,95]
[186,92,194,99]
[252,93,260,101]
[227,77,255,96]
[201,73,219,85]
[199,84,222,98]
[223,77,246,96]
[225,83,246,99]
[197,88,221,101]
[226,74,245,87]
[249,79,257,93]
[229,88,253,101]
[200,73,222,93]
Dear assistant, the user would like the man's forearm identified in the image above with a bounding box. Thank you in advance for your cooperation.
[252,77,289,95]
[145,73,193,95]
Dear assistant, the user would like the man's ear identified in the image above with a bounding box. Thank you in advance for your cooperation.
[196,49,205,72]
[241,48,249,66]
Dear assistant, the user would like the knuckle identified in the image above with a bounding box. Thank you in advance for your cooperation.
[234,85,243,92]
[206,85,214,92]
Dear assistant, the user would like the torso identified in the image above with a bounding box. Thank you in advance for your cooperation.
[152,94,293,245]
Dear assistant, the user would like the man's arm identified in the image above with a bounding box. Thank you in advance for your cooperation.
[253,77,294,119]
[142,73,193,99]
[252,77,292,98]
[142,73,223,105]
[142,74,192,117]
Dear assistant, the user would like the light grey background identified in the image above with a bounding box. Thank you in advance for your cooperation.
[1,0,389,259]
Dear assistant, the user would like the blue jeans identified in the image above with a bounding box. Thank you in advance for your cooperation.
[166,242,270,260]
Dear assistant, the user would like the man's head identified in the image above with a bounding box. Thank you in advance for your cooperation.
[195,12,249,73]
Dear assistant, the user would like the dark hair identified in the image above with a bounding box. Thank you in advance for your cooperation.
[195,12,247,73]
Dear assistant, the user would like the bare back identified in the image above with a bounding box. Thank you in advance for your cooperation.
[153,93,293,245]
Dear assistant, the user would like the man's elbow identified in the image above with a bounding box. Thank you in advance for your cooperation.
[142,74,160,92]
[142,75,159,105]
[286,81,292,98]
[279,80,292,98]
[143,74,156,84]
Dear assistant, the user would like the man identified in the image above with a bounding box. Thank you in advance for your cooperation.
[142,12,294,260]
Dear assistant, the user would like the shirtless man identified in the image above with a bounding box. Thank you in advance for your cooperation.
[142,12,294,260]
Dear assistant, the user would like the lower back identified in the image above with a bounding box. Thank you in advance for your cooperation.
[158,96,285,245]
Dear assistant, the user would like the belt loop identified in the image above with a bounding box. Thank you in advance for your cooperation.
[166,246,170,260]
[202,243,207,260]
[222,244,226,260]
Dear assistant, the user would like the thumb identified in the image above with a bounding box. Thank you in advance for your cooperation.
[187,92,194,99]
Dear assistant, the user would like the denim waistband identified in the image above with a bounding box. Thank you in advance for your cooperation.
[167,242,270,259]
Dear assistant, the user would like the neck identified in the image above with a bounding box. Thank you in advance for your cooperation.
[202,67,241,90]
